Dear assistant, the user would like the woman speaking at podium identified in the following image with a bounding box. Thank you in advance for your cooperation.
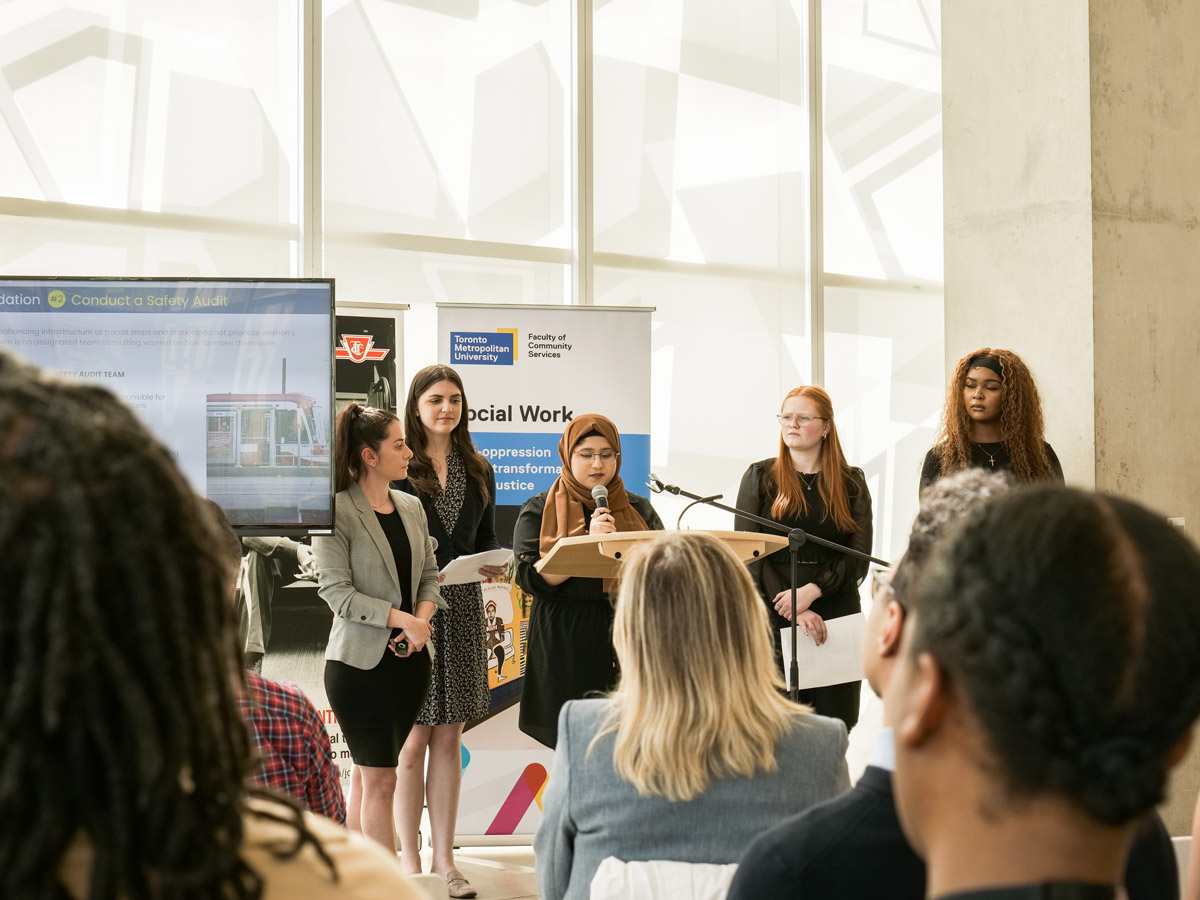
[513,414,663,749]
[735,386,872,730]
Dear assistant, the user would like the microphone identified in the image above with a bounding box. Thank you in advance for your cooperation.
[647,474,681,495]
[591,484,609,510]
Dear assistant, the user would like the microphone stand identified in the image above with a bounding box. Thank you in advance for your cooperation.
[648,474,890,703]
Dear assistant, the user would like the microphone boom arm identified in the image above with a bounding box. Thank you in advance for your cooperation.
[649,474,888,567]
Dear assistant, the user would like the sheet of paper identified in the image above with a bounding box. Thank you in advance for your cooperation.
[779,612,866,691]
[439,548,514,586]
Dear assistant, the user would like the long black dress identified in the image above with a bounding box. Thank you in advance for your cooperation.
[512,489,663,749]
[919,441,1064,494]
[397,452,500,725]
[735,459,873,730]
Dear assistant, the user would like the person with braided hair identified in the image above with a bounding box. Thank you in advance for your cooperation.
[728,470,1177,900]
[0,351,421,899]
[314,402,442,853]
[920,348,1064,494]
[887,485,1200,900]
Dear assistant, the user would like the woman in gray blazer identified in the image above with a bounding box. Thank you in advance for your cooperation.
[534,531,851,900]
[313,403,443,853]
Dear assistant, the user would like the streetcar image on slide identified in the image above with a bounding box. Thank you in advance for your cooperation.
[206,393,331,525]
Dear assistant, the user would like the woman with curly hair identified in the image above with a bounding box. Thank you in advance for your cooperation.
[735,385,873,730]
[920,347,1064,494]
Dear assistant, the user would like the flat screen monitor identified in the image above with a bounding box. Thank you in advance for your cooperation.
[0,277,334,533]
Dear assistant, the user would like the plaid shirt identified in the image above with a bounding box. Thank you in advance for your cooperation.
[240,671,346,824]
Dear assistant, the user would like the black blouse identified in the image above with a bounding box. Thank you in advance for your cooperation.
[735,459,873,624]
[373,508,413,613]
[920,441,1064,495]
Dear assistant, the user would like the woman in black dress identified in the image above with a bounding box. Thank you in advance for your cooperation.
[394,365,503,896]
[888,487,1200,900]
[513,414,663,749]
[735,385,872,730]
[920,347,1064,494]
[314,403,440,852]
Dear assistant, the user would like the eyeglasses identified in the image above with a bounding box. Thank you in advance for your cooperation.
[777,414,827,426]
[870,567,903,609]
[575,450,618,463]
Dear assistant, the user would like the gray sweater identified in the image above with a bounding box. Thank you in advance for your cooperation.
[534,698,850,900]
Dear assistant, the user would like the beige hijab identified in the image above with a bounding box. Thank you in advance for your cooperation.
[538,414,651,564]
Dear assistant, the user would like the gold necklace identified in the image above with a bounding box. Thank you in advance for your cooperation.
[975,443,1000,467]
[798,471,818,491]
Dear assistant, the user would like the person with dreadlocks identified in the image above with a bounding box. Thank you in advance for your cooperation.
[0,351,421,899]
[920,347,1064,494]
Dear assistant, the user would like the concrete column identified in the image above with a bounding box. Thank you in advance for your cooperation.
[943,0,1200,834]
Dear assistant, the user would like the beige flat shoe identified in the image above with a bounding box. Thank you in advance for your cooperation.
[444,868,477,899]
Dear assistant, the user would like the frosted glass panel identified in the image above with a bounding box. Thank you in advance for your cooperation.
[594,0,808,269]
[823,283,944,562]
[822,0,942,281]
[0,215,293,277]
[323,0,571,248]
[0,1,299,227]
[595,265,809,530]
[326,246,568,309]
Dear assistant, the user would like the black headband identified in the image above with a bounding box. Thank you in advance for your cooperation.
[967,355,1003,379]
[574,428,604,446]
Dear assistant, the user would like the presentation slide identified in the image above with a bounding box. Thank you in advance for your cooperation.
[0,278,334,530]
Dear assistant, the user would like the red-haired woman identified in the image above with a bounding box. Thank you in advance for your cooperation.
[735,386,873,730]
[920,348,1063,494]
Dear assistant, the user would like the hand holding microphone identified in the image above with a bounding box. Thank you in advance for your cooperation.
[590,484,616,535]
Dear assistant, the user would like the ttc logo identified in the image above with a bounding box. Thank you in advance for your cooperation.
[335,334,391,364]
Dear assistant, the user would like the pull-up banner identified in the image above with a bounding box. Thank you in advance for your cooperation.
[439,303,652,841]
[437,303,653,544]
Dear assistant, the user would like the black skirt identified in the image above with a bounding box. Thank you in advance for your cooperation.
[324,644,432,767]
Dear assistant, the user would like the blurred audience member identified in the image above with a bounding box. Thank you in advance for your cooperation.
[730,471,1177,900]
[535,531,849,900]
[889,486,1200,899]
[0,352,419,900]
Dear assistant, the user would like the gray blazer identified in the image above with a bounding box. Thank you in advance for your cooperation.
[313,482,444,670]
[534,698,850,900]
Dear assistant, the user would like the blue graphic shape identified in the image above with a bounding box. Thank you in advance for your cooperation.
[451,331,514,365]
[476,431,651,507]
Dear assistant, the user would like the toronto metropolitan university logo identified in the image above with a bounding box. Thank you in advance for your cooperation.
[335,334,391,364]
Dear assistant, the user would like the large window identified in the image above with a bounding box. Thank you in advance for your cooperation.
[0,1,301,275]
[0,0,943,554]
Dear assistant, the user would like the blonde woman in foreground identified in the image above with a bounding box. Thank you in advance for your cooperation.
[533,531,850,900]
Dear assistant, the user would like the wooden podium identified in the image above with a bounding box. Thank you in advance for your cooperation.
[534,529,789,579]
